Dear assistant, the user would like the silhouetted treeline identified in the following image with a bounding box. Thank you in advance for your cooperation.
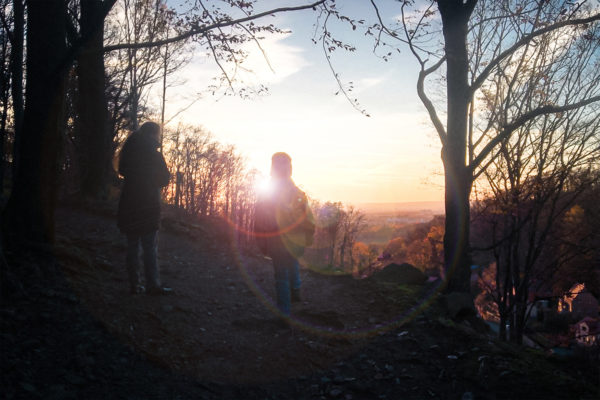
[162,124,258,246]
[303,201,368,273]
[471,170,600,343]
[379,215,445,278]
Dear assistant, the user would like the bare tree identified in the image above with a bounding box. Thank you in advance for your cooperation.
[0,0,11,190]
[0,0,24,188]
[551,183,600,297]
[162,123,259,248]
[306,201,367,271]
[3,0,68,244]
[471,63,600,342]
[327,0,600,305]
[337,205,366,270]
[317,201,344,267]
[229,168,259,246]
[74,0,116,199]
[104,0,185,131]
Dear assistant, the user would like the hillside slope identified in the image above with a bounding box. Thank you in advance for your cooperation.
[1,205,598,399]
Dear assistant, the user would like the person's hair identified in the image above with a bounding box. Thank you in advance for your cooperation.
[271,152,292,178]
[138,121,161,143]
[116,121,161,172]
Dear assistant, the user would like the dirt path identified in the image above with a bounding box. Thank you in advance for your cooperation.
[2,206,597,400]
[55,207,422,385]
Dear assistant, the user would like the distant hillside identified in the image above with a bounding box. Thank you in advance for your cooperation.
[357,201,444,214]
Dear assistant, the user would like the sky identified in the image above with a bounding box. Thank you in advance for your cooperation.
[159,0,445,205]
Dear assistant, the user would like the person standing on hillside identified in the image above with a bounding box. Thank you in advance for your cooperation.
[254,152,315,319]
[117,121,172,295]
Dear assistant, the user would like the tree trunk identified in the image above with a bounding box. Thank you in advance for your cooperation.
[174,170,182,208]
[128,44,139,130]
[9,0,24,182]
[159,29,168,152]
[0,29,8,191]
[189,179,195,214]
[499,313,507,342]
[512,292,527,345]
[3,0,67,245]
[339,236,346,269]
[328,239,335,267]
[441,155,472,293]
[0,103,5,193]
[76,0,110,199]
[438,1,474,295]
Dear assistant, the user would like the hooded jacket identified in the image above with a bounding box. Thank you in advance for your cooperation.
[117,132,170,234]
[254,178,315,259]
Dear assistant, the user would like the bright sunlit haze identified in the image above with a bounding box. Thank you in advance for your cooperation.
[153,1,444,206]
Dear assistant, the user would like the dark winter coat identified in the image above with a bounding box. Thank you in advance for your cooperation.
[117,132,170,234]
[254,178,315,259]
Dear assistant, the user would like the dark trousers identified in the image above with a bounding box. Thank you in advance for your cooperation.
[126,231,160,290]
[272,253,301,316]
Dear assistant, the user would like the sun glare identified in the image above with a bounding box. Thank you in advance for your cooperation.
[255,176,273,195]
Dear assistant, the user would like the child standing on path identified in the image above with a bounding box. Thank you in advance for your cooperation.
[254,152,315,317]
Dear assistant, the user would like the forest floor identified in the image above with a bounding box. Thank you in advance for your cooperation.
[1,204,599,400]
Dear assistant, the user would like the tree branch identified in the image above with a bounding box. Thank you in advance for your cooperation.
[0,4,13,44]
[417,56,447,145]
[207,34,234,91]
[399,1,446,144]
[103,0,326,52]
[164,97,201,126]
[470,95,600,172]
[470,12,600,93]
[369,0,412,47]
[239,22,275,74]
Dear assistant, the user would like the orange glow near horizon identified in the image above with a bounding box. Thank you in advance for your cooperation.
[247,141,444,206]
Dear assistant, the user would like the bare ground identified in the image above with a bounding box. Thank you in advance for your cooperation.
[1,205,598,399]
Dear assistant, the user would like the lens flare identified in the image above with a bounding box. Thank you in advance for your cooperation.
[220,180,444,340]
[222,220,443,340]
[255,175,273,196]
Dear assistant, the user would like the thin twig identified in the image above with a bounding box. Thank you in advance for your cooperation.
[104,0,326,52]
[470,12,600,93]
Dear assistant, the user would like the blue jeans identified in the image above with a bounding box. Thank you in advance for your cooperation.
[126,231,160,290]
[272,254,301,316]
